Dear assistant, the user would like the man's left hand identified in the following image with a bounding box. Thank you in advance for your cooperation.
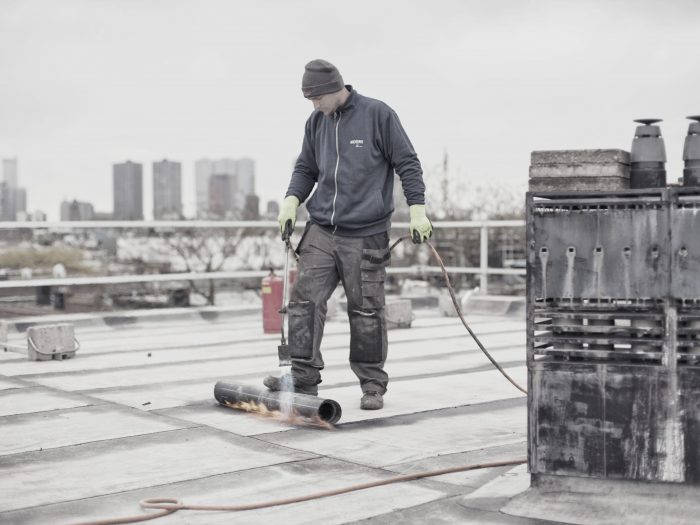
[409,204,433,244]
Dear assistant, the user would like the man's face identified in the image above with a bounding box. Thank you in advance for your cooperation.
[308,93,340,116]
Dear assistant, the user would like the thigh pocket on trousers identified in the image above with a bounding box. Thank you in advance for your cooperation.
[288,300,314,359]
[349,309,385,363]
[360,247,390,309]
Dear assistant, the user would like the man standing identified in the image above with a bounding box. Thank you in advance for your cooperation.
[264,59,432,410]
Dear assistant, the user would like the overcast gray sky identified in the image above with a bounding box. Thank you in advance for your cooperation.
[1,0,699,219]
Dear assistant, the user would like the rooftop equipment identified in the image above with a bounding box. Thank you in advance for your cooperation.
[630,118,667,188]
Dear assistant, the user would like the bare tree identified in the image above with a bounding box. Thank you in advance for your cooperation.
[423,150,526,221]
[165,227,249,305]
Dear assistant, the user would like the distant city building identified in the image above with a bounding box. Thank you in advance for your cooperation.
[194,159,213,218]
[0,182,11,220]
[265,200,279,220]
[214,158,241,213]
[0,182,26,221]
[243,193,260,220]
[60,199,95,221]
[0,158,27,221]
[208,174,234,218]
[113,161,143,220]
[16,210,46,222]
[196,158,237,218]
[15,187,26,214]
[152,159,182,220]
[195,157,256,218]
[210,159,237,217]
[214,158,237,176]
[237,158,255,190]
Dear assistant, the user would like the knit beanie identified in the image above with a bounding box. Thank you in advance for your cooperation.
[301,59,344,98]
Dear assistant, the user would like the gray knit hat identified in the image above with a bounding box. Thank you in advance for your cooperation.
[301,59,344,98]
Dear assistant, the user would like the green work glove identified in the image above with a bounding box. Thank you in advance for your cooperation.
[409,204,433,244]
[277,196,300,240]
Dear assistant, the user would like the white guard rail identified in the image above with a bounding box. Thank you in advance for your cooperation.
[0,219,525,295]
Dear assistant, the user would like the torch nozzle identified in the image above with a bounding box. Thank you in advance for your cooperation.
[278,343,292,367]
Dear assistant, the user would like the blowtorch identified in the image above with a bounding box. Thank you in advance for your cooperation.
[277,219,294,367]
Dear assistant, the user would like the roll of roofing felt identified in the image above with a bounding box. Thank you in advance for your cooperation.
[214,381,342,424]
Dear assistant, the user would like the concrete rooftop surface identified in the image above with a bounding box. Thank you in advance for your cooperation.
[0,302,538,525]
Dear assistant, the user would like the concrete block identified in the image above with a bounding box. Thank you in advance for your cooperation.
[26,323,78,361]
[529,163,630,179]
[385,299,414,329]
[529,176,629,192]
[530,149,630,165]
[529,149,631,192]
[400,295,440,309]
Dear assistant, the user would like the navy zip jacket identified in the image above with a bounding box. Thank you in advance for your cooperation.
[286,86,426,236]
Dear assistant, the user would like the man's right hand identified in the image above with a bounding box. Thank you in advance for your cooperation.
[277,196,300,240]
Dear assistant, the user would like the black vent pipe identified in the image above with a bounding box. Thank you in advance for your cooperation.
[683,115,700,187]
[630,118,667,188]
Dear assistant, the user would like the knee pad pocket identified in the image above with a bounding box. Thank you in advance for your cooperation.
[349,308,385,363]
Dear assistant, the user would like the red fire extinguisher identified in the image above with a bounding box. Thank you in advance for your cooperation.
[262,267,297,334]
[262,270,283,334]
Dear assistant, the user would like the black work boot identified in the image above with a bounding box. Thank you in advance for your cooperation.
[263,374,318,396]
[360,391,384,410]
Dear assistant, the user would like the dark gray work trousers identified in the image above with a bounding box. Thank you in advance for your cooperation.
[287,222,390,394]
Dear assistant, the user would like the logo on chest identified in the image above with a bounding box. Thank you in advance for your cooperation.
[349,139,364,148]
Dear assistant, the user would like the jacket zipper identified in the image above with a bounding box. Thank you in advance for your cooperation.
[330,111,341,230]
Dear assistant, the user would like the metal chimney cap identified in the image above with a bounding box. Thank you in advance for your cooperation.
[634,118,663,126]
[687,116,700,135]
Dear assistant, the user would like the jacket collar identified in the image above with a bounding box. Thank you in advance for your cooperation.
[336,85,357,114]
